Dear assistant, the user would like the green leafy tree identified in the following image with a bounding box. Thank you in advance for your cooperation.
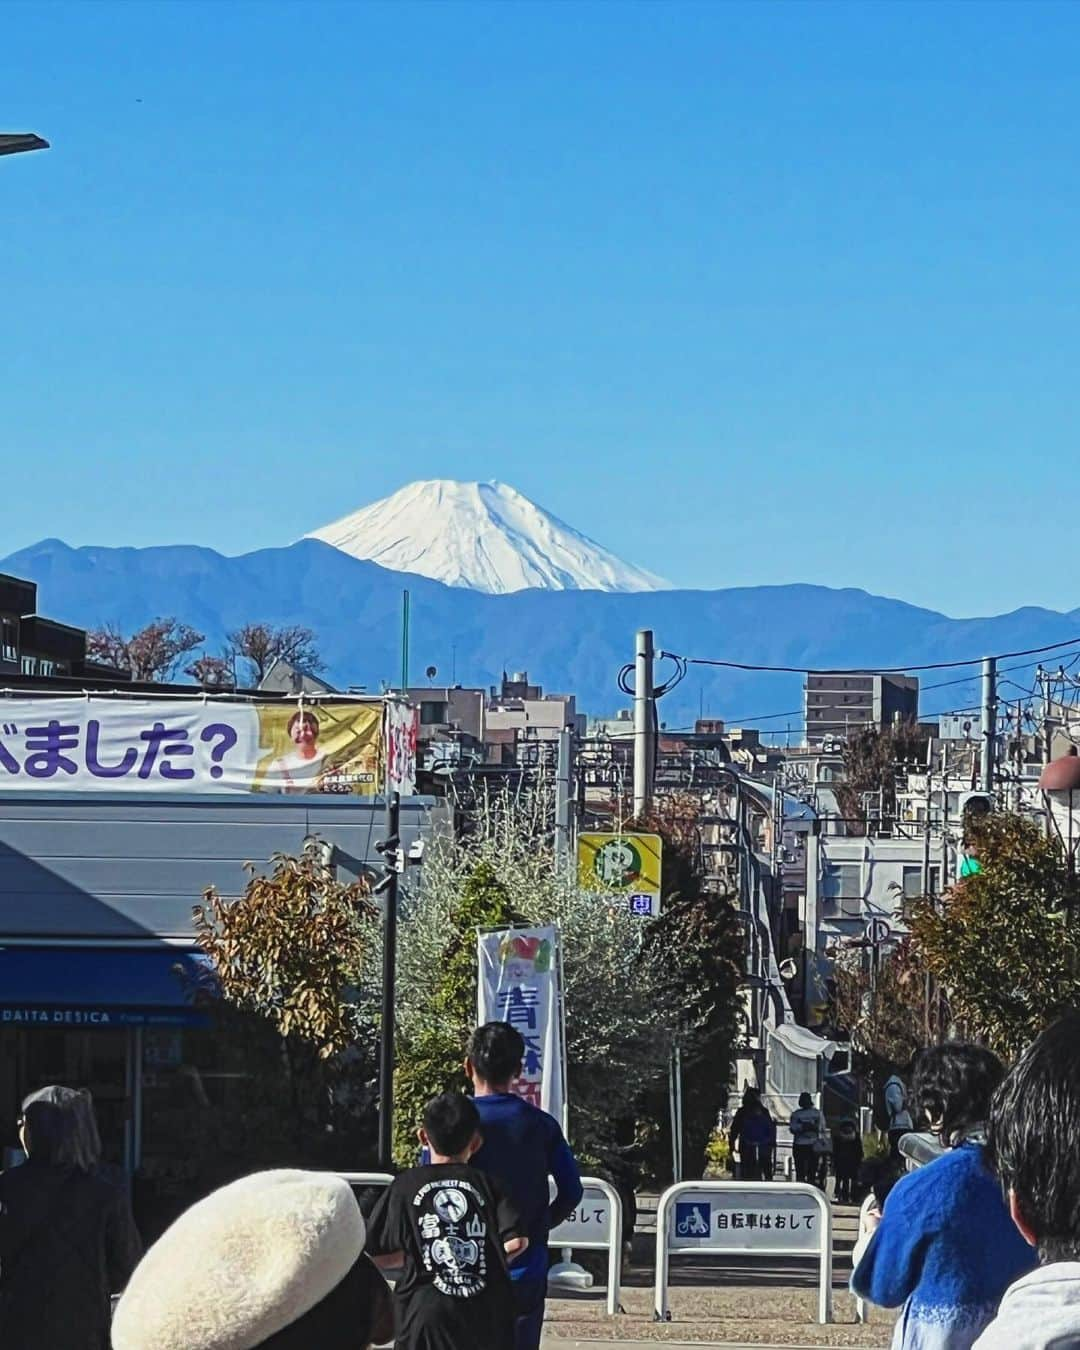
[910,812,1080,1057]
[392,861,518,1164]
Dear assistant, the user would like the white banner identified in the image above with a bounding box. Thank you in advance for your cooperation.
[384,700,419,797]
[477,925,564,1126]
[0,697,384,795]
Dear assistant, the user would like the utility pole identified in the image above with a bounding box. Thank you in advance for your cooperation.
[922,741,934,897]
[400,590,411,693]
[980,656,997,795]
[555,726,573,873]
[376,791,402,1169]
[633,628,655,817]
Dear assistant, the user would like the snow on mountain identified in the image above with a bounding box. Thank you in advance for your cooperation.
[305,479,670,594]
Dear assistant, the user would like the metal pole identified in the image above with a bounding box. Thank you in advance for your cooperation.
[981,657,997,794]
[400,590,410,693]
[922,743,933,896]
[555,727,572,872]
[633,628,655,817]
[377,790,401,1169]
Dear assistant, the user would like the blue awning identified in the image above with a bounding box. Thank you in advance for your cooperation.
[0,947,214,1028]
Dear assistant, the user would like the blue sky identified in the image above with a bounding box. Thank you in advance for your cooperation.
[3,0,1079,617]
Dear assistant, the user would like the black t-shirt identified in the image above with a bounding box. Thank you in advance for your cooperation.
[366,1164,521,1350]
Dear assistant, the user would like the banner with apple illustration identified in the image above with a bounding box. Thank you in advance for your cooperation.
[476,924,565,1126]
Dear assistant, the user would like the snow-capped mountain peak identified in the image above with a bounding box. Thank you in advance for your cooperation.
[305,479,669,594]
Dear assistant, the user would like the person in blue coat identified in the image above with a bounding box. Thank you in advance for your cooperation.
[852,1043,1036,1350]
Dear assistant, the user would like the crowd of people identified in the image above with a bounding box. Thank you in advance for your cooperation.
[6,1013,1080,1348]
[0,1021,583,1350]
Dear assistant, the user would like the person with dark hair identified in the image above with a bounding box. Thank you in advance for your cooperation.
[365,1092,526,1349]
[112,1170,394,1350]
[0,1085,142,1349]
[789,1091,822,1186]
[729,1086,776,1181]
[832,1117,864,1205]
[852,1043,1036,1349]
[266,709,325,792]
[465,1022,583,1350]
[976,1013,1080,1347]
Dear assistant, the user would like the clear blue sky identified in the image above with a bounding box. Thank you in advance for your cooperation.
[4,0,1079,617]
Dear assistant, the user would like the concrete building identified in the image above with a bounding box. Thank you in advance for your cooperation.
[804,672,919,745]
[485,671,584,765]
[0,571,124,683]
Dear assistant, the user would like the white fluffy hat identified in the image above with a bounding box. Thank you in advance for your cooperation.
[112,1169,367,1350]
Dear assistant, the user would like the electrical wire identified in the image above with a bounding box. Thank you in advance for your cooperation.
[661,635,1080,677]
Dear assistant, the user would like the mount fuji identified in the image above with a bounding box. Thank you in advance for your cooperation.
[305,479,669,595]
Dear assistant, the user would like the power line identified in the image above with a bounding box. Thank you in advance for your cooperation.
[663,635,1080,677]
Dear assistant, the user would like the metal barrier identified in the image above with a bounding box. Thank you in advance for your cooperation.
[336,1170,395,1190]
[548,1176,624,1316]
[654,1180,833,1325]
[853,1192,875,1324]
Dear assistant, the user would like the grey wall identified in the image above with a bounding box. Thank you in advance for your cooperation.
[0,793,433,942]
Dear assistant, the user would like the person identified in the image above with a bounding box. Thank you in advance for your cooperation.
[884,1070,914,1158]
[729,1086,775,1181]
[976,1013,1080,1348]
[112,1169,394,1350]
[789,1092,822,1186]
[366,1092,526,1349]
[852,1043,1037,1350]
[265,709,326,793]
[0,1085,142,1350]
[465,1021,583,1350]
[832,1117,864,1204]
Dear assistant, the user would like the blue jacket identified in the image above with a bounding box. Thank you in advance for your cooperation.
[852,1142,1036,1350]
[472,1093,583,1286]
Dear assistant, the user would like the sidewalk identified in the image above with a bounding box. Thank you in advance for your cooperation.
[544,1285,894,1346]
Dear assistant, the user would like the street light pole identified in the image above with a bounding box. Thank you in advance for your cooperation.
[376,791,401,1169]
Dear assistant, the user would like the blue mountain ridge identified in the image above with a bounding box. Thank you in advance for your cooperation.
[3,538,1078,729]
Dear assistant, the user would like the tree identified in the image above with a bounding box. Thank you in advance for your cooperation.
[909,811,1080,1057]
[830,936,950,1080]
[226,623,324,684]
[635,794,746,1181]
[193,848,378,1159]
[387,783,680,1173]
[836,721,929,832]
[184,654,233,688]
[87,619,204,682]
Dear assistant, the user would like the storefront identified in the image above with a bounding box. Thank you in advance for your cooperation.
[0,946,211,1171]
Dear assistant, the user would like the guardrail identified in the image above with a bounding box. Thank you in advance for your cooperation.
[654,1180,833,1324]
[548,1176,624,1316]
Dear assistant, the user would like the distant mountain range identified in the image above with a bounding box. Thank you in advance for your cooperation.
[3,534,1077,725]
[306,479,669,594]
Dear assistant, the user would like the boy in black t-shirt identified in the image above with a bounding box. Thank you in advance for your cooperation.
[366,1092,527,1350]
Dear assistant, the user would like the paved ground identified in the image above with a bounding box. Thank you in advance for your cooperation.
[539,1195,896,1348]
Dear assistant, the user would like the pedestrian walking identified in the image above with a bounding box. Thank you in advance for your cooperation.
[976,1013,1080,1348]
[111,1169,394,1350]
[465,1021,583,1350]
[789,1092,822,1186]
[852,1043,1037,1350]
[366,1091,527,1349]
[884,1071,914,1158]
[832,1117,864,1204]
[729,1086,775,1181]
[0,1085,142,1350]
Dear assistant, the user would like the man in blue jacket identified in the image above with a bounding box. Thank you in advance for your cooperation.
[467,1021,583,1350]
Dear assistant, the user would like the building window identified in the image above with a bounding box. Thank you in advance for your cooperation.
[0,618,16,664]
[420,701,448,726]
[901,865,923,899]
[20,655,36,676]
[823,862,861,899]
